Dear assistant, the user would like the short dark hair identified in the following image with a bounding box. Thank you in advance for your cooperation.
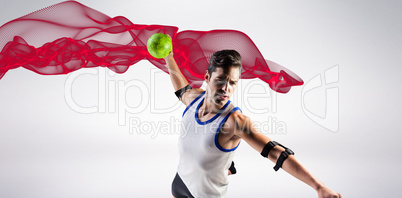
[207,50,242,78]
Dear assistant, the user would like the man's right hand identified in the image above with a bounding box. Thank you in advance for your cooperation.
[163,34,174,62]
[163,50,174,62]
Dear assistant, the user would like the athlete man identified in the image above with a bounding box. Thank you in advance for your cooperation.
[165,49,341,198]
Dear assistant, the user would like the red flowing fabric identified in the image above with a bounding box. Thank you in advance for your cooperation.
[0,1,303,93]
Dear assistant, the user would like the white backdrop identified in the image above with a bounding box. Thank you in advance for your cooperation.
[1,0,401,197]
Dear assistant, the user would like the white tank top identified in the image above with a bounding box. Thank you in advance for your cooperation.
[177,91,241,198]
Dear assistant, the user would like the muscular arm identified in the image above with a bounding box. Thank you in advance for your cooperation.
[164,52,189,92]
[163,52,204,106]
[230,112,341,198]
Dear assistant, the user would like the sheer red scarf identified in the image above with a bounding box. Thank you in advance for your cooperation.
[0,1,303,93]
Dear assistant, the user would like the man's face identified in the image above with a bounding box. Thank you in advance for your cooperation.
[205,66,240,108]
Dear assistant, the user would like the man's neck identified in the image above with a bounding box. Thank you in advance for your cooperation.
[201,92,224,115]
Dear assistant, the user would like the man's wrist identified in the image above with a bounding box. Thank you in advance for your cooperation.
[164,52,174,61]
[314,182,325,192]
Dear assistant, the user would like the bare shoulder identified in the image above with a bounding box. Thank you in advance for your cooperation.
[223,110,270,149]
[182,88,205,106]
[222,108,251,135]
[232,110,252,132]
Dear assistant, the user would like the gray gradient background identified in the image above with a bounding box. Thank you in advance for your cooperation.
[0,0,401,197]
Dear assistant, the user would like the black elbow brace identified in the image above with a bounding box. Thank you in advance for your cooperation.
[174,84,192,100]
[261,141,294,171]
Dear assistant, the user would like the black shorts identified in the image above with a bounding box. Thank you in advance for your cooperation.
[171,173,194,198]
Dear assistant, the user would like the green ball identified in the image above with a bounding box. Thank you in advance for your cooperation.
[147,33,173,59]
